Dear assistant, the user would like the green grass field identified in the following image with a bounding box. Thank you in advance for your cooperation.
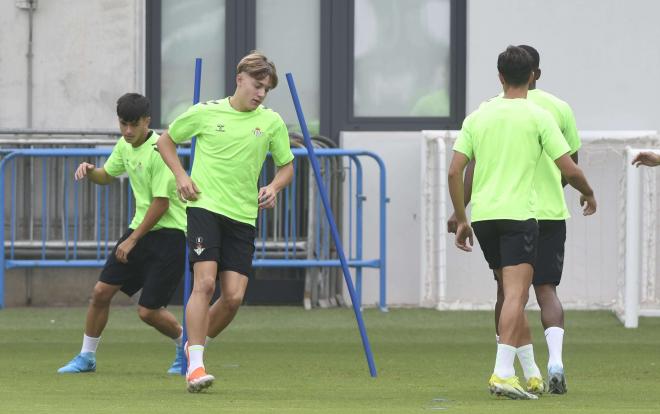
[0,306,658,413]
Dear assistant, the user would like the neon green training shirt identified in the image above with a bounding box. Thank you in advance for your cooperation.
[527,88,581,220]
[168,98,295,226]
[104,131,186,232]
[453,98,570,222]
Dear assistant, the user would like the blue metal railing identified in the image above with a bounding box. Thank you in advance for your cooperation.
[0,147,387,309]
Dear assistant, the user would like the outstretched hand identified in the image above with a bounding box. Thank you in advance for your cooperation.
[632,151,660,167]
[74,162,95,181]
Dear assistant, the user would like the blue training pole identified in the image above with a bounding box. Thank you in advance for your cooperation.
[180,57,202,375]
[285,73,377,377]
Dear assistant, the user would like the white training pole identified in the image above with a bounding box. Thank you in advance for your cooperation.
[624,147,641,328]
[436,136,447,307]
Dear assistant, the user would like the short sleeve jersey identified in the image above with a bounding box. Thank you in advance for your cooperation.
[527,88,581,220]
[168,98,295,226]
[103,131,186,232]
[453,98,570,222]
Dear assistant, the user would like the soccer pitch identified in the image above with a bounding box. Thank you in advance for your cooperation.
[0,307,658,413]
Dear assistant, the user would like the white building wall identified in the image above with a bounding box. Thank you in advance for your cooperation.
[0,0,144,129]
[340,132,425,307]
[0,3,28,128]
[467,0,660,132]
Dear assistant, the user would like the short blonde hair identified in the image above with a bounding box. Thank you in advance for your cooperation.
[236,51,278,89]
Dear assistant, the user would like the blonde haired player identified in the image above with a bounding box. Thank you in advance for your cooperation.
[158,52,294,392]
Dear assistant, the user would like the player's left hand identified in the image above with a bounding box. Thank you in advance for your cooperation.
[258,185,277,209]
[632,151,660,167]
[115,236,137,263]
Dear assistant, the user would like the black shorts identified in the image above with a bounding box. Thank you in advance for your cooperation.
[532,220,566,286]
[99,228,185,309]
[187,207,256,278]
[472,219,538,270]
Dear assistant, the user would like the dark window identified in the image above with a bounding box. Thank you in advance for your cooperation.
[146,0,466,141]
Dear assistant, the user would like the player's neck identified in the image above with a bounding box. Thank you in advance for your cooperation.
[228,95,250,112]
[130,130,152,148]
[502,84,528,99]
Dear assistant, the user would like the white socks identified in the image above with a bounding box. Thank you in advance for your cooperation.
[81,334,100,354]
[493,344,516,378]
[545,327,564,368]
[187,345,205,373]
[516,344,542,379]
[494,328,564,378]
[173,332,183,347]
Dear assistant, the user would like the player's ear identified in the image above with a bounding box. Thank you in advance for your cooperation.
[498,72,504,85]
[535,68,542,81]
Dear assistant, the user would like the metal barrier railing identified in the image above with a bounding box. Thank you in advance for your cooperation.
[0,147,387,309]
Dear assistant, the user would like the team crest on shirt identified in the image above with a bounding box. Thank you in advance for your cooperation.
[129,161,143,171]
[193,236,205,255]
[253,127,263,137]
[216,123,225,132]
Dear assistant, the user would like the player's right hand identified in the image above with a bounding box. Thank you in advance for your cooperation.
[74,162,95,181]
[447,211,458,234]
[176,174,201,202]
[115,236,137,264]
[455,222,473,252]
[580,194,597,216]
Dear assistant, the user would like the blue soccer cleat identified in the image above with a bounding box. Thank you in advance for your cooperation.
[167,344,185,375]
[57,352,96,373]
[548,365,567,394]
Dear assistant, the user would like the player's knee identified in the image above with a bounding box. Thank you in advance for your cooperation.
[90,284,114,306]
[534,284,557,305]
[504,291,529,308]
[192,276,216,297]
[137,306,157,324]
[222,293,244,313]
